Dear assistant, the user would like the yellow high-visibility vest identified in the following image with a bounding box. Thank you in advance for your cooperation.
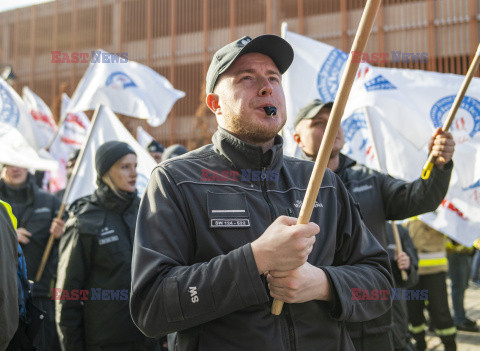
[0,199,17,229]
[418,251,448,267]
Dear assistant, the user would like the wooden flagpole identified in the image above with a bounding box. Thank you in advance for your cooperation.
[421,43,480,179]
[271,0,383,315]
[35,106,102,282]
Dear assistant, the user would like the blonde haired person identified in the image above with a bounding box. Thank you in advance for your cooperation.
[55,141,159,351]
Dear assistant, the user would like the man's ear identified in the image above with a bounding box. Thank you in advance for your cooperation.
[206,93,221,115]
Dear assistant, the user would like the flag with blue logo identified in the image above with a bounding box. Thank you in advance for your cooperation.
[65,105,156,205]
[66,50,185,127]
[0,78,49,150]
[284,30,480,246]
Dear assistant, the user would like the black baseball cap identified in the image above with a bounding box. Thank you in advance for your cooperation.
[206,35,294,94]
[293,99,334,129]
[147,140,164,153]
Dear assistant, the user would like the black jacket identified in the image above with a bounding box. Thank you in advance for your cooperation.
[0,174,61,298]
[334,154,452,249]
[386,223,419,350]
[130,128,393,351]
[56,184,149,351]
[331,153,451,343]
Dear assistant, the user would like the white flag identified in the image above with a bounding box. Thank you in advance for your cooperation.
[0,122,58,171]
[48,94,91,192]
[284,30,480,246]
[66,50,185,126]
[65,105,156,205]
[22,86,57,145]
[0,78,47,149]
[136,126,154,148]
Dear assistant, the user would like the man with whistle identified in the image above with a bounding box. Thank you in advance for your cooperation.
[131,34,392,350]
[293,100,455,350]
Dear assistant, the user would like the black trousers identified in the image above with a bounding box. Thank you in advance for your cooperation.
[32,297,61,351]
[351,331,394,351]
[406,272,456,349]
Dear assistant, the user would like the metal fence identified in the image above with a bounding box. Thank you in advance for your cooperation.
[0,0,479,148]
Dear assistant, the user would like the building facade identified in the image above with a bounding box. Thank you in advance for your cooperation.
[0,0,478,147]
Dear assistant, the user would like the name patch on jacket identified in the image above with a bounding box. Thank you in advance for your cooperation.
[352,184,373,193]
[34,207,51,215]
[207,192,251,228]
[98,226,119,245]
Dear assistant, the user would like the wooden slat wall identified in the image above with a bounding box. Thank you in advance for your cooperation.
[1,0,478,147]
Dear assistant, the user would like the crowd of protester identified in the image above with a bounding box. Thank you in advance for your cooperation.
[1,34,480,351]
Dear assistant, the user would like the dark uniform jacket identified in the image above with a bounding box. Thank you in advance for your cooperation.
[0,174,61,298]
[330,154,451,343]
[130,128,393,351]
[386,223,419,350]
[56,184,148,351]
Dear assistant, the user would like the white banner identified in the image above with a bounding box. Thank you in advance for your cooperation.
[22,86,57,145]
[0,122,57,171]
[65,105,156,205]
[48,94,91,193]
[0,78,47,150]
[284,30,480,246]
[66,50,185,127]
[136,126,154,148]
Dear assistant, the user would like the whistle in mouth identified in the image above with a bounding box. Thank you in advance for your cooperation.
[263,106,277,116]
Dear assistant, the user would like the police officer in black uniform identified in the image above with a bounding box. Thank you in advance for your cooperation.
[55,141,159,351]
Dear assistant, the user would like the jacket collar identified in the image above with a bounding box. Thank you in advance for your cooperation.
[93,182,138,215]
[212,127,284,172]
[299,152,357,174]
[334,153,356,175]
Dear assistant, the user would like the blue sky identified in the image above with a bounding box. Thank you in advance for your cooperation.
[0,0,54,13]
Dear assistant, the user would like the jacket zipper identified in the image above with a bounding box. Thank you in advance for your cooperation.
[261,167,276,221]
[285,208,298,350]
[285,304,297,351]
[260,168,297,351]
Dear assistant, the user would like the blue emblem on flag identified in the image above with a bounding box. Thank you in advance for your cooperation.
[364,75,397,92]
[342,111,367,142]
[462,179,480,191]
[0,84,20,127]
[105,72,137,90]
[316,49,348,101]
[341,111,369,156]
[430,95,480,138]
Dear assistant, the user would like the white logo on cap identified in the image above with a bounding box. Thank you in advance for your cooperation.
[240,38,251,46]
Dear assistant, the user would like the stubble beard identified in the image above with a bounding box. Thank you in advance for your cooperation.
[226,114,285,145]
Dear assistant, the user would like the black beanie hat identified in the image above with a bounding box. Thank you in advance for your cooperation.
[95,141,136,178]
